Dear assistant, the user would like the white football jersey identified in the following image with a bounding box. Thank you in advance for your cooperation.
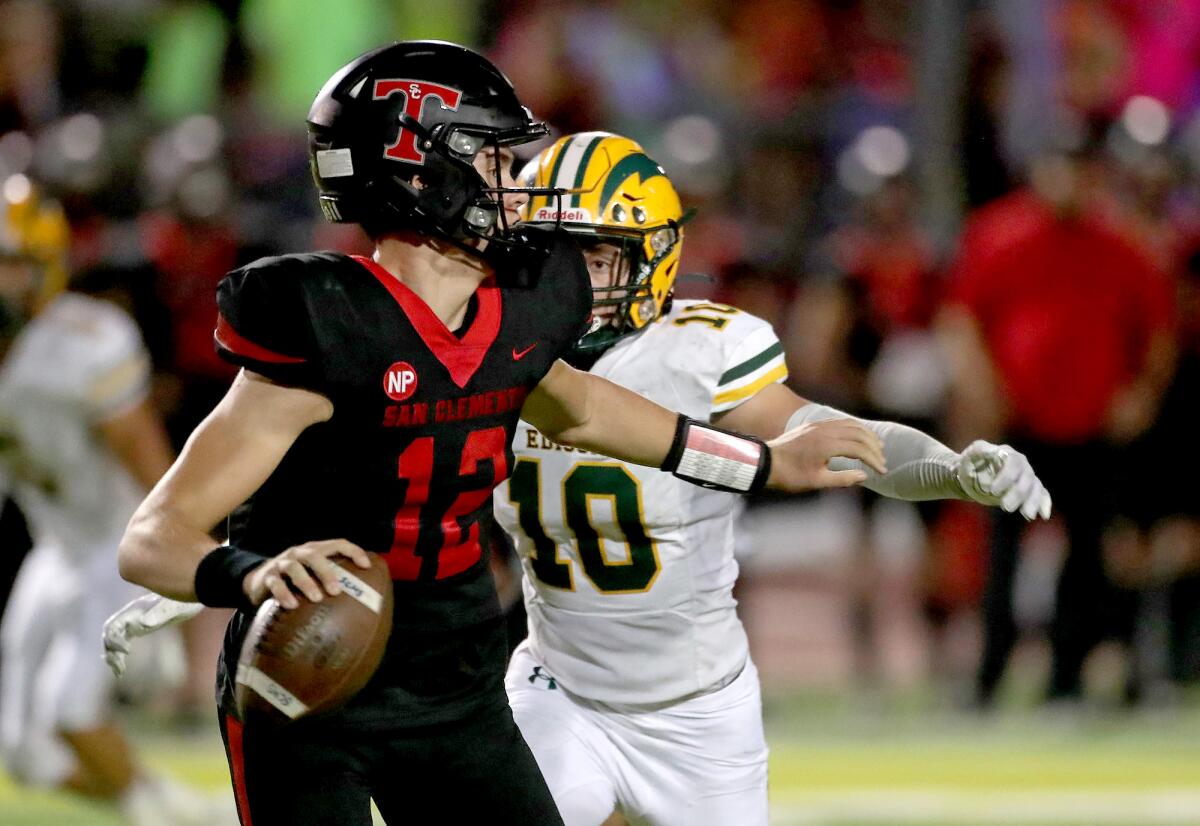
[0,294,152,556]
[493,300,787,704]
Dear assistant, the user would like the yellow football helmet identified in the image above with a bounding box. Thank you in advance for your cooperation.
[521,132,691,353]
[0,174,70,314]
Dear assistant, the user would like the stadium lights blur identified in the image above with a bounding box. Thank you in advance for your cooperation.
[173,115,223,164]
[657,114,726,196]
[176,167,232,221]
[663,115,723,166]
[3,173,32,205]
[143,116,226,210]
[837,125,911,195]
[857,126,910,177]
[1121,96,1171,146]
[58,114,105,164]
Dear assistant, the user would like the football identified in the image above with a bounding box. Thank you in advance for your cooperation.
[234,554,393,723]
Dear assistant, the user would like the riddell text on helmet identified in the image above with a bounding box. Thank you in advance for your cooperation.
[532,207,593,223]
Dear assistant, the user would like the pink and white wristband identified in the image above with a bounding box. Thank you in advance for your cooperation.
[661,416,771,494]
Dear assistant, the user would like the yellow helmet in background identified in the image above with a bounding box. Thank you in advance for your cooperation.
[1,174,70,313]
[520,132,690,353]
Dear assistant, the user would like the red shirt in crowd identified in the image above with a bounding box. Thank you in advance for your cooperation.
[949,191,1174,443]
[830,223,937,331]
[141,213,240,382]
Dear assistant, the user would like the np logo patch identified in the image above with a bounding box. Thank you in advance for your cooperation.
[383,361,419,401]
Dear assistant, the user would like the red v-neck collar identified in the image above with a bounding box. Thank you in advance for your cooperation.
[353,255,501,389]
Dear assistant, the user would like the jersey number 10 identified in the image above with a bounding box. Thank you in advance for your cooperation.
[508,459,661,594]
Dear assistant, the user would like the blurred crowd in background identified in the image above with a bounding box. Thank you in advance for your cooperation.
[2,0,1199,712]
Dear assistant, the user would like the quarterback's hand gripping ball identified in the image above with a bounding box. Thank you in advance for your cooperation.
[957,440,1052,521]
[103,593,204,678]
[234,553,394,723]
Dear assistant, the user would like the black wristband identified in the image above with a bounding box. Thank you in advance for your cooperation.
[194,545,270,610]
[661,415,771,494]
[751,439,772,494]
[660,414,690,473]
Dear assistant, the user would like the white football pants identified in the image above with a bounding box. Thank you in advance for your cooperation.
[506,642,769,826]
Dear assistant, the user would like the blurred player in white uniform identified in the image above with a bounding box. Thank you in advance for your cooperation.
[0,175,231,825]
[493,134,1053,826]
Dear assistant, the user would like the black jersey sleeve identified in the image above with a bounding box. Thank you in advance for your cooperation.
[214,255,322,389]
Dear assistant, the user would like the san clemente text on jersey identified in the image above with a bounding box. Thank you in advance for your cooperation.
[381,386,528,427]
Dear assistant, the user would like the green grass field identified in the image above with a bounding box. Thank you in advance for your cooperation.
[0,722,230,826]
[3,699,1199,825]
[763,694,1200,825]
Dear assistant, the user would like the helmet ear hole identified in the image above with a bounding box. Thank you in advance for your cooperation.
[448,130,484,157]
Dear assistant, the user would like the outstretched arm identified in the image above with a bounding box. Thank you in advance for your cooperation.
[523,360,887,493]
[714,382,1050,520]
[521,360,679,466]
[787,402,1050,520]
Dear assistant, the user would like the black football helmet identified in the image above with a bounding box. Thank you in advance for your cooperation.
[307,40,553,253]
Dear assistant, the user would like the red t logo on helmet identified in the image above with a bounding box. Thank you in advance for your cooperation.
[373,79,464,164]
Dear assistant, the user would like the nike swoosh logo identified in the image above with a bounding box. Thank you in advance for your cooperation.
[512,343,538,361]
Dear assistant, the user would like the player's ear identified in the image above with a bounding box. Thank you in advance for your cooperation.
[411,174,427,191]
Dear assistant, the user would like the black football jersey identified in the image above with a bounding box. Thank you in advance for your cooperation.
[212,232,590,727]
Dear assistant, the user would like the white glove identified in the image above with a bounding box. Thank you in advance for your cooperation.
[957,440,1052,521]
[103,593,204,677]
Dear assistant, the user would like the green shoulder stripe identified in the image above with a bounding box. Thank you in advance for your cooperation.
[719,341,784,386]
